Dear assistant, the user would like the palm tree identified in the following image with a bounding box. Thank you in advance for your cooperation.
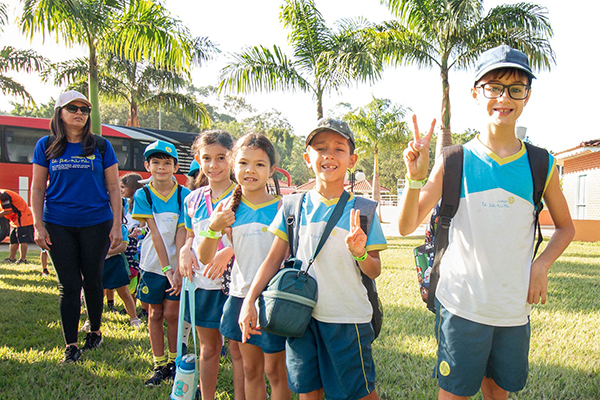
[377,0,554,151]
[344,97,411,206]
[21,0,199,134]
[46,54,211,128]
[0,2,47,103]
[218,0,383,120]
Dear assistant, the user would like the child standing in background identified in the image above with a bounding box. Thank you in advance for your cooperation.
[132,140,190,387]
[102,219,142,328]
[198,134,290,400]
[179,130,245,400]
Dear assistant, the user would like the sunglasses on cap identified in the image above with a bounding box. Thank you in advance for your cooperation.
[64,104,91,115]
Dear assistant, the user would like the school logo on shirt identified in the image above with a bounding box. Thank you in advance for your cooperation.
[508,196,515,204]
[87,155,95,160]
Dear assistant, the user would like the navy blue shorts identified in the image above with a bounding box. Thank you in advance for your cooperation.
[434,299,530,396]
[136,270,179,304]
[286,318,376,400]
[183,288,227,329]
[102,254,130,289]
[220,296,286,353]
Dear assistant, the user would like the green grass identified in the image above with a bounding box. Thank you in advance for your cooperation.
[1,238,599,399]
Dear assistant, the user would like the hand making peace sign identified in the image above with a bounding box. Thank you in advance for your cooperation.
[345,208,367,259]
[403,115,436,181]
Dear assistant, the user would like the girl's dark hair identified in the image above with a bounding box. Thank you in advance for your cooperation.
[46,106,94,160]
[192,130,236,188]
[121,172,143,210]
[229,133,278,212]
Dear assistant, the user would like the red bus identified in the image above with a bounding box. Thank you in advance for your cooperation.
[0,115,293,241]
[0,115,197,241]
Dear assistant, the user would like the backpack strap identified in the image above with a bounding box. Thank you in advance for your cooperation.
[142,185,153,211]
[354,196,377,236]
[427,144,463,312]
[45,134,107,161]
[524,142,549,259]
[283,193,306,258]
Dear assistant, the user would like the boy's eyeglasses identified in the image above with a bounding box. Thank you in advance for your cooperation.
[64,104,91,115]
[477,83,531,100]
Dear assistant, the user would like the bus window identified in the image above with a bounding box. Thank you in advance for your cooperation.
[5,127,47,163]
[133,140,153,171]
[105,137,131,170]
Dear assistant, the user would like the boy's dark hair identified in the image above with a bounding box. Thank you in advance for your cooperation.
[475,67,533,87]
[146,152,177,164]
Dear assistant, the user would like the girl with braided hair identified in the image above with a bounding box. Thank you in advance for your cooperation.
[197,133,289,400]
[178,130,244,399]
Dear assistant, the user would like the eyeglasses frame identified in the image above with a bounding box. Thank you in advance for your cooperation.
[477,83,531,100]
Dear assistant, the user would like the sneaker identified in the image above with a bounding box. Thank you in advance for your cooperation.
[79,320,91,333]
[118,308,128,315]
[61,345,81,364]
[82,332,103,351]
[137,309,148,320]
[41,269,50,277]
[144,366,165,387]
[162,362,176,381]
[130,317,142,329]
[106,303,117,313]
[15,259,28,265]
[2,258,16,263]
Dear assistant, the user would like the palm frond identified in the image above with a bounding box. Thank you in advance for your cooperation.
[141,92,211,128]
[0,46,48,73]
[0,2,8,30]
[0,74,34,103]
[192,36,220,66]
[107,0,193,74]
[218,45,310,94]
[41,56,87,85]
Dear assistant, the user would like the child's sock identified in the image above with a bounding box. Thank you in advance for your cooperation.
[153,354,167,368]
[168,351,177,364]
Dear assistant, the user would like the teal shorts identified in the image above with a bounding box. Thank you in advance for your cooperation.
[434,299,530,396]
[286,318,376,400]
[136,270,179,304]
[102,254,130,290]
[183,288,227,329]
[220,296,286,353]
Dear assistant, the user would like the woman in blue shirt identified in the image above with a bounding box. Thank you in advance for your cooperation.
[31,90,122,364]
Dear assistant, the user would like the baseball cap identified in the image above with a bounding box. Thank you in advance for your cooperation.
[55,90,92,109]
[306,118,355,149]
[144,140,179,163]
[187,159,200,176]
[474,45,535,85]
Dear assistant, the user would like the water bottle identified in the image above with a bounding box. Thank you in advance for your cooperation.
[170,354,197,400]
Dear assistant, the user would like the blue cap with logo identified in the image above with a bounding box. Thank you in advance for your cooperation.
[187,159,200,176]
[144,140,178,163]
[474,44,535,85]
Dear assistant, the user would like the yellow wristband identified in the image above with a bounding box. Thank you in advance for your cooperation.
[162,265,172,273]
[405,174,427,189]
[353,250,368,262]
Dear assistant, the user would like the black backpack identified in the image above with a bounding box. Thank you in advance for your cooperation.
[415,142,549,313]
[284,193,384,339]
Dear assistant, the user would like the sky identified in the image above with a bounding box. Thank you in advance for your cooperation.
[1,0,597,153]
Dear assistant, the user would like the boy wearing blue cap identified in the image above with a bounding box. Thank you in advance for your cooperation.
[132,140,191,386]
[399,45,574,399]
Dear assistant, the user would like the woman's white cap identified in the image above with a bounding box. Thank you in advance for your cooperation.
[55,90,92,109]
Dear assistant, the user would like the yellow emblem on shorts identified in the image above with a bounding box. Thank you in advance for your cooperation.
[439,361,451,376]
[142,285,149,294]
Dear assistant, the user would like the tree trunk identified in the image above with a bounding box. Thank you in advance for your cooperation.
[88,45,102,135]
[437,64,453,157]
[126,100,139,127]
